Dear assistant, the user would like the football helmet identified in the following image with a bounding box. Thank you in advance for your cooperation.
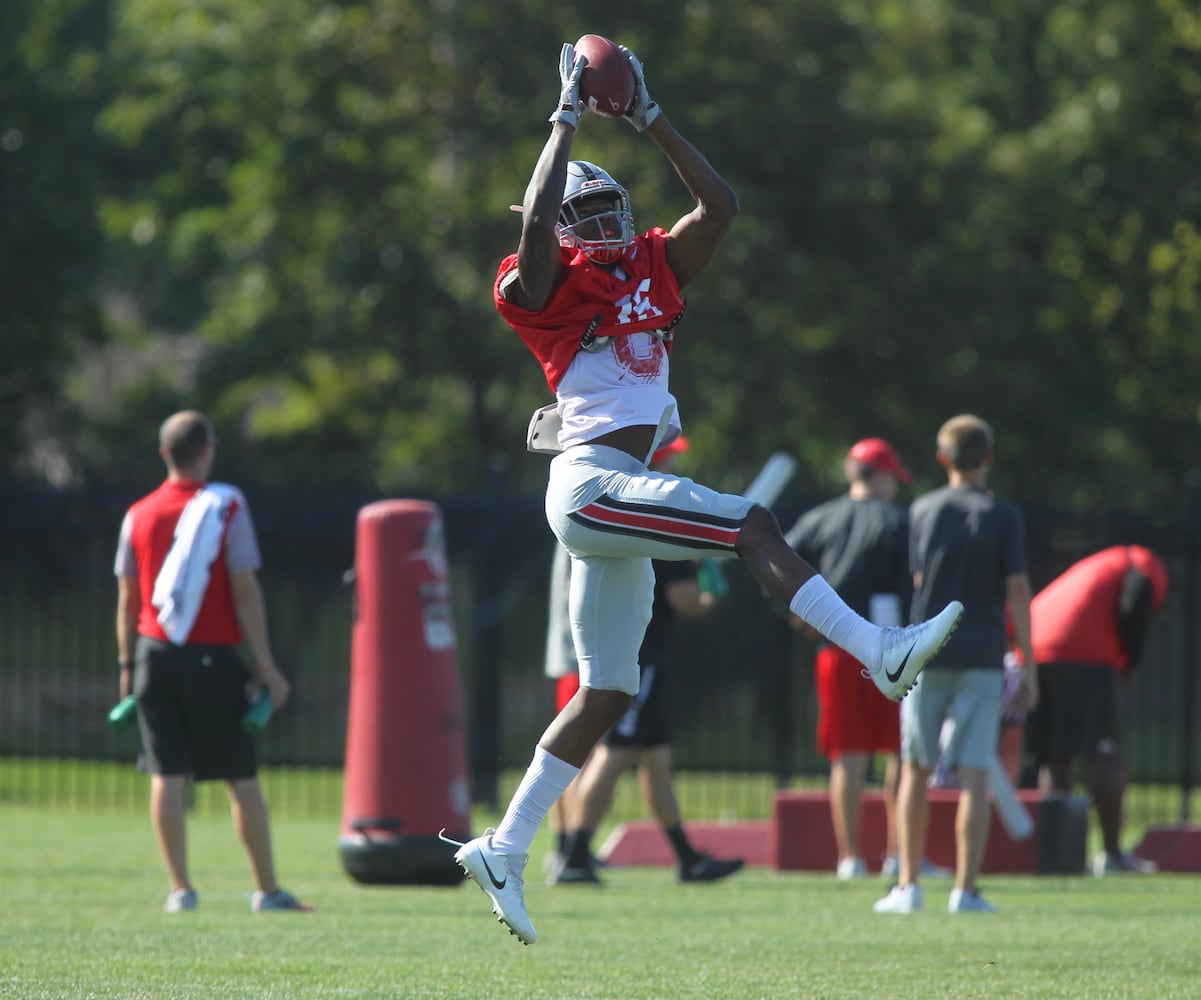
[558,160,634,265]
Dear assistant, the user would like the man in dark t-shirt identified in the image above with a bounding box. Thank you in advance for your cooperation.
[875,415,1037,916]
[787,438,913,880]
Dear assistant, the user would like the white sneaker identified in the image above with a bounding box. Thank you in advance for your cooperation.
[880,856,954,879]
[948,887,997,913]
[163,888,197,913]
[873,883,923,913]
[836,856,867,880]
[867,601,964,701]
[251,888,313,912]
[921,857,954,878]
[440,829,536,945]
[1093,851,1158,876]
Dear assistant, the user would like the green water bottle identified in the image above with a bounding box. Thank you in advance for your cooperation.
[242,691,274,734]
[107,695,138,731]
[696,557,729,598]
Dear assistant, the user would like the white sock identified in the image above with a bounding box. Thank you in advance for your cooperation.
[491,746,579,855]
[789,575,882,669]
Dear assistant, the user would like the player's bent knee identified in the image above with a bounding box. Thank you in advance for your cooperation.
[580,686,635,725]
[734,504,781,554]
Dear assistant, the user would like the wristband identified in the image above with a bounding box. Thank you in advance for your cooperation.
[118,658,132,669]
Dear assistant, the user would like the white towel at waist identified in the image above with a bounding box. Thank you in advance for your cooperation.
[152,483,240,645]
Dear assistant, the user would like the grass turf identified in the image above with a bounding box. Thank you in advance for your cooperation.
[1,803,1197,999]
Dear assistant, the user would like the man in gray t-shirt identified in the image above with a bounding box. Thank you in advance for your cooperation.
[874,415,1037,916]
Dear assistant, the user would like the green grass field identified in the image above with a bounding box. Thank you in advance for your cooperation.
[2,786,1198,1000]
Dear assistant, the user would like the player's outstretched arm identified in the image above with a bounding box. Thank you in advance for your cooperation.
[621,45,738,289]
[650,116,739,290]
[508,45,587,312]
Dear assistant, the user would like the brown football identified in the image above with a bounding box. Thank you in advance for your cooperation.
[574,34,636,118]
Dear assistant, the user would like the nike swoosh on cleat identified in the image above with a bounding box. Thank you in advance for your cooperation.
[885,643,917,684]
[480,854,507,890]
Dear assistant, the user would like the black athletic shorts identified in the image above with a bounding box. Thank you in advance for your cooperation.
[604,661,671,749]
[1026,661,1124,761]
[133,636,257,781]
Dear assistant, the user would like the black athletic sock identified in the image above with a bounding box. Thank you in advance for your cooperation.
[564,828,594,868]
[665,824,699,868]
[555,830,568,854]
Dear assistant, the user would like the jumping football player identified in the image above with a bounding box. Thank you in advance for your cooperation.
[441,39,964,945]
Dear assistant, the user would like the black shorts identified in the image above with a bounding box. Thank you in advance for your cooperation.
[604,661,671,749]
[133,637,258,781]
[1027,661,1124,761]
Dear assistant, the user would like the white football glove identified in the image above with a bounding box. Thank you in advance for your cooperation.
[548,43,588,129]
[620,45,661,132]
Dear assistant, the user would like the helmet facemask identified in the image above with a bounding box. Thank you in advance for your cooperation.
[557,162,634,265]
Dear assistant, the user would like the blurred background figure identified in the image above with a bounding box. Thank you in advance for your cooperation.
[786,438,947,880]
[114,411,309,914]
[876,415,1036,915]
[553,438,744,886]
[1026,545,1170,876]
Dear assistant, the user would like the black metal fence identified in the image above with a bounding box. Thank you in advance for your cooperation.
[1,482,1197,828]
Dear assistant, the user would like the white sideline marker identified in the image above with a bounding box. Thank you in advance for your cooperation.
[989,754,1035,841]
[937,719,1035,841]
[743,452,797,509]
[701,454,795,592]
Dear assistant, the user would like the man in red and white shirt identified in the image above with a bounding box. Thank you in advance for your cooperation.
[443,40,965,946]
[114,410,309,913]
[1027,545,1170,875]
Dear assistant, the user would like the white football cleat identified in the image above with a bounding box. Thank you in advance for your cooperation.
[440,829,536,945]
[867,601,964,701]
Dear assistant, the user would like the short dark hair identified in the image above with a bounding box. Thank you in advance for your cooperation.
[937,414,993,471]
[159,411,215,469]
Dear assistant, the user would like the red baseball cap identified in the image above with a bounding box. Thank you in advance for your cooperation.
[652,435,690,466]
[847,437,911,484]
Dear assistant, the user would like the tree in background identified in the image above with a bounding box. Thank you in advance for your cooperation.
[0,0,109,483]
[670,0,1201,510]
[3,0,1198,513]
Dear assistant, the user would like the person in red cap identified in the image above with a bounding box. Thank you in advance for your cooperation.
[1026,545,1170,875]
[786,438,948,881]
[846,438,912,485]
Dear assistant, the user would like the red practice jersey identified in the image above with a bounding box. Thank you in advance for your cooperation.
[1031,545,1168,671]
[494,229,685,392]
[122,479,243,646]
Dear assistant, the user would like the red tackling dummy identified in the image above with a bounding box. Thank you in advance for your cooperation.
[575,34,635,118]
